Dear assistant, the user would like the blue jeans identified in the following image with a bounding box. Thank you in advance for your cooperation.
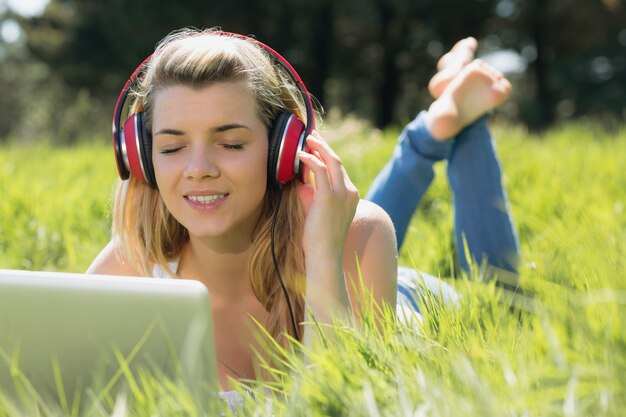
[366,112,520,277]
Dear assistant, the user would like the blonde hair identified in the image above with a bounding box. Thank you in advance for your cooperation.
[113,28,312,344]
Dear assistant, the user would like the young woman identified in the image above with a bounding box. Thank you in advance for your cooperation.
[88,30,519,391]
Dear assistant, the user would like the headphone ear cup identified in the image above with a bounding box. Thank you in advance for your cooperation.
[113,130,130,181]
[268,112,306,185]
[268,112,290,185]
[122,112,151,185]
[137,113,157,188]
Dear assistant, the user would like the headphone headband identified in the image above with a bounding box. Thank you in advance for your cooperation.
[112,31,315,183]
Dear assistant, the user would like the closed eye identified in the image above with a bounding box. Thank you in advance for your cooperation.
[160,147,184,154]
[222,144,244,150]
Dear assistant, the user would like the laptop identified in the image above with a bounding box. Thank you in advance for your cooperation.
[0,269,218,408]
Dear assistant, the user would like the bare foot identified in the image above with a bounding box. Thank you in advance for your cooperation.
[426,59,512,140]
[428,37,478,99]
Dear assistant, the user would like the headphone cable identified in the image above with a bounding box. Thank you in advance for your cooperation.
[270,187,300,341]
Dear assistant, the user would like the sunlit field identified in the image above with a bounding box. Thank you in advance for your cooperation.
[1,119,625,416]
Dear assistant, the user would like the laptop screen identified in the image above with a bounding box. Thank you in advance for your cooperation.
[0,269,217,406]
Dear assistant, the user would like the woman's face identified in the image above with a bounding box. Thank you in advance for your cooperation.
[151,81,269,246]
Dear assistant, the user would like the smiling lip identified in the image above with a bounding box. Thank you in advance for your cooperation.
[184,192,229,212]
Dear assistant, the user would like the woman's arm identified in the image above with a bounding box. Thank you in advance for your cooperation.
[296,134,358,343]
[342,199,398,321]
[296,134,396,344]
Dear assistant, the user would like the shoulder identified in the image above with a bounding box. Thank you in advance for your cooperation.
[86,239,143,277]
[344,199,397,268]
[346,199,397,248]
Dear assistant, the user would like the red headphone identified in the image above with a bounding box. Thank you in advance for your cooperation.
[112,31,315,188]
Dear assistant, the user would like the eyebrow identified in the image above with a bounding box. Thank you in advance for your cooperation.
[153,123,251,136]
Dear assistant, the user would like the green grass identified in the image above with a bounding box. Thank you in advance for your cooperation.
[0,142,115,272]
[1,120,625,416]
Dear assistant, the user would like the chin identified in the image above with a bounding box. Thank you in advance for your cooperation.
[176,204,264,246]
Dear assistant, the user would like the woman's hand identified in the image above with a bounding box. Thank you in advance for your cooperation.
[296,132,360,258]
[296,132,359,339]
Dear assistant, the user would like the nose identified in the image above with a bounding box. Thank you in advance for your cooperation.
[184,144,220,180]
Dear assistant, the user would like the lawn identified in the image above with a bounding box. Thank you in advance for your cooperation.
[0,119,625,416]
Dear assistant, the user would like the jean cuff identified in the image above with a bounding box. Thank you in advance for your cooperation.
[456,114,489,140]
[404,111,454,161]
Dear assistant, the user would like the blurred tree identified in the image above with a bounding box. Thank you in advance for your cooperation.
[0,47,26,139]
[0,10,54,142]
[15,0,333,112]
[8,0,309,141]
[328,0,497,127]
[489,0,626,128]
[5,0,624,140]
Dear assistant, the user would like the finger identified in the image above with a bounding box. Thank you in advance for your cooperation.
[297,150,332,193]
[305,135,347,192]
[308,132,360,210]
[300,148,321,187]
[308,136,358,195]
[306,134,358,196]
[306,134,341,162]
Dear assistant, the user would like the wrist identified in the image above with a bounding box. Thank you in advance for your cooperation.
[304,239,346,259]
[304,258,351,319]
[305,254,343,280]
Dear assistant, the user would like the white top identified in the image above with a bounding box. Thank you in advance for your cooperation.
[218,389,244,409]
